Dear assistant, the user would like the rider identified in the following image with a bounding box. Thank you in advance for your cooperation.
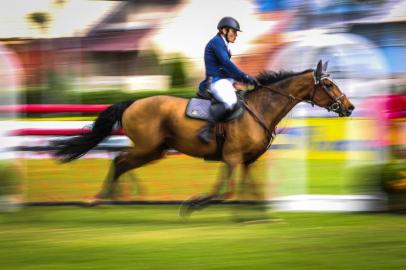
[198,16,258,143]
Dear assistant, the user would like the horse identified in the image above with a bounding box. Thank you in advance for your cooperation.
[53,60,355,215]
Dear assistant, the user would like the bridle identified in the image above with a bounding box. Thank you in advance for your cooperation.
[257,70,346,114]
[242,70,347,144]
[310,72,346,114]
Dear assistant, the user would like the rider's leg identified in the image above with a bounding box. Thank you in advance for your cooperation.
[198,104,226,143]
[210,78,238,110]
[198,78,237,143]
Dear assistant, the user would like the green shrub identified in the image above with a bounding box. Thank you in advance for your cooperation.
[381,161,406,194]
[164,56,187,88]
[0,162,22,196]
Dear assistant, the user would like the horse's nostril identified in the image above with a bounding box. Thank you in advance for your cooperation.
[348,105,355,111]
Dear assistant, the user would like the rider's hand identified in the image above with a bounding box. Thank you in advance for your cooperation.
[244,74,259,88]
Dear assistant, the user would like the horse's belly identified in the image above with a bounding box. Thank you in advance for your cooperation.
[168,141,217,159]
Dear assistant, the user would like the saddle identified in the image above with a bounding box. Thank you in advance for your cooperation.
[185,91,245,122]
[185,90,246,161]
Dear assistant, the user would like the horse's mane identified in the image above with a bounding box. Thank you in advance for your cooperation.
[256,69,314,85]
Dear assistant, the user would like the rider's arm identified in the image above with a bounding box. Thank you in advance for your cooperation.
[210,39,247,81]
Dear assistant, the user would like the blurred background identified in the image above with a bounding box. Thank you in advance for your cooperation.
[1,0,406,212]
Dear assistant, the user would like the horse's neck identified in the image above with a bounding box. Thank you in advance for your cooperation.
[247,72,313,131]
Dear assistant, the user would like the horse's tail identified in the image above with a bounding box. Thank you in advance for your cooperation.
[53,100,134,163]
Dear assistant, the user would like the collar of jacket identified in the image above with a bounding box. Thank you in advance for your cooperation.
[219,34,229,48]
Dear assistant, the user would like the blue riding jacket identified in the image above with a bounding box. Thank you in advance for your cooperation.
[198,34,248,92]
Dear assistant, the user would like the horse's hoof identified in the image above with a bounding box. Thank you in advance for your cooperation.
[82,197,103,207]
[179,205,192,218]
[94,190,118,200]
[94,193,105,200]
[179,194,209,218]
[179,200,197,218]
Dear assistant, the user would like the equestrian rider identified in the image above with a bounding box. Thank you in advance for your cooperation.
[198,16,258,143]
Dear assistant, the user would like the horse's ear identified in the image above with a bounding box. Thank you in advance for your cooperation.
[315,60,323,78]
[322,61,328,72]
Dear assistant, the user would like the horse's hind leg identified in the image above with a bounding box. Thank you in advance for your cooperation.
[95,148,165,200]
[95,151,134,199]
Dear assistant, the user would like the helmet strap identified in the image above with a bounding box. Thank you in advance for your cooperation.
[223,28,230,43]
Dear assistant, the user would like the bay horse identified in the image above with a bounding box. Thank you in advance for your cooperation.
[53,60,354,214]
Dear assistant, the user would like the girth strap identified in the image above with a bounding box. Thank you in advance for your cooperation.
[203,123,226,161]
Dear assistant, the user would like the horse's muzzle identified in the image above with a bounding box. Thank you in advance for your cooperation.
[345,104,355,116]
[332,103,354,117]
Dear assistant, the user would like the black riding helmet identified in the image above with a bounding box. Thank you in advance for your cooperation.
[217,16,242,32]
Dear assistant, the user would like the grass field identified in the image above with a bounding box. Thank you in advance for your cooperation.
[0,206,405,270]
[18,153,365,202]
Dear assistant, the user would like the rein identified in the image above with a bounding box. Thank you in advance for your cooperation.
[258,84,311,104]
[242,101,274,141]
[241,71,346,142]
[241,83,306,145]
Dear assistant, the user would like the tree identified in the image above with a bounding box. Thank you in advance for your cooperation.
[27,12,51,35]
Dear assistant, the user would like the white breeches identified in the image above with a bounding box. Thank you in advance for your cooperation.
[210,78,237,109]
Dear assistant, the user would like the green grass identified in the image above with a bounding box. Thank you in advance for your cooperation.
[20,156,364,202]
[0,206,405,270]
[307,159,356,194]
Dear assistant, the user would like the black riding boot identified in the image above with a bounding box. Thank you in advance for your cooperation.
[198,102,231,143]
[198,120,215,143]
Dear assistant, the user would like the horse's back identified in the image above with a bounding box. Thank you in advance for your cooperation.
[125,95,187,117]
[122,95,217,157]
[122,95,187,131]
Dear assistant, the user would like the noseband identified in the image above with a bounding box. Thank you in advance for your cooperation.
[310,73,346,113]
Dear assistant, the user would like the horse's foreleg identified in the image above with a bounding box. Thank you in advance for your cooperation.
[211,163,236,200]
[180,161,239,217]
[240,163,266,200]
[238,164,250,200]
[232,163,268,222]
